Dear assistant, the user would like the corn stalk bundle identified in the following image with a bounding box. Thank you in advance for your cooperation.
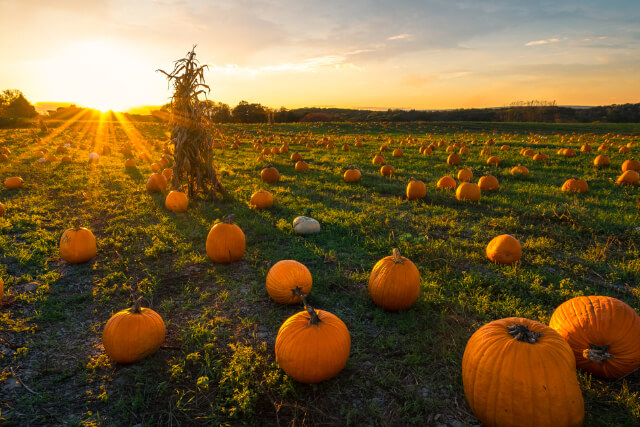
[157,46,224,198]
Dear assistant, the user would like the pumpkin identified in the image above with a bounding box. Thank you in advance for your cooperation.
[436,176,456,190]
[60,156,72,163]
[534,152,548,162]
[617,170,639,186]
[206,215,245,263]
[293,216,321,235]
[275,305,350,383]
[60,226,97,264]
[457,168,473,182]
[89,152,99,162]
[261,165,280,183]
[380,144,389,151]
[622,159,640,172]
[562,178,589,193]
[500,145,510,151]
[456,182,481,201]
[446,153,461,166]
[368,248,420,311]
[247,190,272,209]
[165,190,188,212]
[372,154,385,165]
[562,149,576,158]
[124,158,136,168]
[406,178,426,200]
[0,202,4,217]
[581,144,592,153]
[0,154,8,162]
[510,165,529,175]
[162,168,173,182]
[459,147,470,155]
[486,234,521,264]
[619,146,631,154]
[290,152,303,162]
[102,297,166,364]
[422,146,432,155]
[146,173,167,192]
[343,168,361,183]
[4,177,23,189]
[380,164,395,177]
[294,160,309,172]
[486,156,500,166]
[549,296,640,378]
[392,148,403,157]
[522,148,535,157]
[463,317,584,427]
[0,276,3,302]
[478,175,499,191]
[342,144,350,151]
[593,155,610,167]
[266,260,312,304]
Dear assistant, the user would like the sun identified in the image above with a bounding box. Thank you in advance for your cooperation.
[46,39,159,113]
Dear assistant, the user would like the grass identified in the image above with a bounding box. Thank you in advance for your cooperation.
[0,118,639,425]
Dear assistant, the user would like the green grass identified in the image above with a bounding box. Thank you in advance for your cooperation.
[0,120,639,425]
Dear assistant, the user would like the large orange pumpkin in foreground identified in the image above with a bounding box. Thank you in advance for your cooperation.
[60,227,97,264]
[266,260,312,304]
[478,175,499,191]
[261,165,280,183]
[486,234,521,264]
[456,182,481,201]
[206,215,246,263]
[102,297,166,364]
[275,305,350,383]
[368,248,420,311]
[549,296,640,378]
[462,317,584,427]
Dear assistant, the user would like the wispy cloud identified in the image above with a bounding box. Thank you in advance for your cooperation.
[208,55,356,76]
[525,38,560,46]
[388,34,412,41]
[402,71,471,87]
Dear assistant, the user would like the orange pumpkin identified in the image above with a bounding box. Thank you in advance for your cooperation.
[486,234,521,264]
[436,176,456,190]
[165,190,188,212]
[0,202,4,217]
[290,152,303,162]
[368,248,420,311]
[250,190,274,209]
[446,153,461,166]
[266,260,312,304]
[343,168,361,183]
[205,216,245,263]
[486,156,500,166]
[0,154,9,162]
[463,317,584,427]
[510,165,529,175]
[162,168,173,182]
[275,306,350,383]
[533,153,548,162]
[456,182,481,201]
[622,159,640,172]
[102,297,166,364]
[372,154,385,165]
[146,173,167,192]
[380,164,394,177]
[581,144,592,153]
[406,178,426,200]
[125,158,137,168]
[478,175,499,191]
[261,166,280,183]
[4,177,23,189]
[392,148,403,157]
[294,160,309,172]
[60,227,97,264]
[561,178,589,193]
[617,170,639,186]
[457,168,473,182]
[593,155,610,168]
[550,296,640,378]
[60,156,72,163]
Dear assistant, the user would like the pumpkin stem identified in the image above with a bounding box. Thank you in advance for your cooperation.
[73,219,82,229]
[392,248,404,264]
[292,287,321,327]
[507,324,543,343]
[130,296,145,314]
[224,214,235,224]
[583,344,614,365]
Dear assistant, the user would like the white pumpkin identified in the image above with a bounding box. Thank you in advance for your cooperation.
[38,157,47,163]
[89,152,100,161]
[293,216,321,235]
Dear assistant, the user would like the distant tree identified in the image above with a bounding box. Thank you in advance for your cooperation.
[203,101,232,123]
[232,101,267,123]
[0,89,38,118]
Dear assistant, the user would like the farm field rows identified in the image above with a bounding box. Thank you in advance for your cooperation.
[1,115,639,425]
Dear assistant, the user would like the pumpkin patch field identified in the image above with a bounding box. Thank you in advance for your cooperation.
[1,117,639,425]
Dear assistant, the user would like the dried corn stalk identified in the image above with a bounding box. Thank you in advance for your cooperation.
[157,46,224,198]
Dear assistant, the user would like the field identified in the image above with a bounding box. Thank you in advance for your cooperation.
[1,115,639,426]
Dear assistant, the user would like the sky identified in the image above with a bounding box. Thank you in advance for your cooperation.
[1,0,639,112]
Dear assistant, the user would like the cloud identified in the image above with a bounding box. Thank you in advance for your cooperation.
[388,34,412,41]
[402,70,470,87]
[525,38,560,46]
